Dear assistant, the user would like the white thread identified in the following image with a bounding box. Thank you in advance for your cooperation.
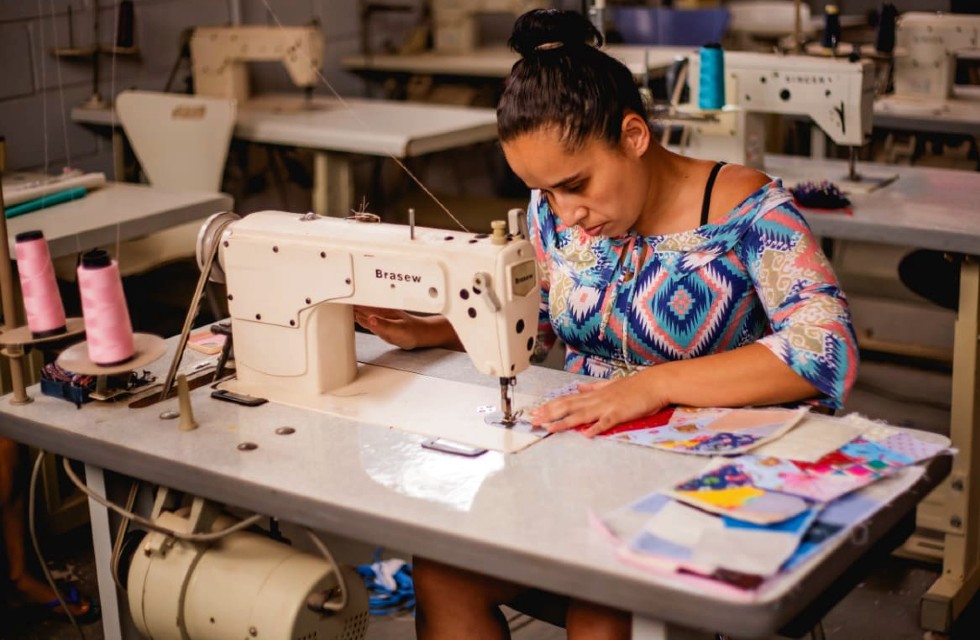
[34,2,50,179]
[48,0,73,169]
[110,1,121,259]
[259,0,469,232]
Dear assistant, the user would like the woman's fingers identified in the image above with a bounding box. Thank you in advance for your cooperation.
[529,377,659,438]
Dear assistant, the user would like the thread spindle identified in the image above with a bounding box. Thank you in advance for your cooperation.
[14,230,67,338]
[698,43,725,111]
[77,249,135,366]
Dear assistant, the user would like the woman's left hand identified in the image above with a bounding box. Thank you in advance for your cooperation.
[527,373,667,438]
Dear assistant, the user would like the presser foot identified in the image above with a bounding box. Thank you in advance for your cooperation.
[482,411,549,437]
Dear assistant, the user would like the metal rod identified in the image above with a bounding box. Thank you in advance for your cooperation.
[68,5,75,48]
[91,0,100,101]
[0,138,33,404]
[160,222,226,400]
[793,0,802,54]
[409,207,415,240]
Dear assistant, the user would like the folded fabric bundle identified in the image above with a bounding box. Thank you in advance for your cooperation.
[5,187,88,218]
[2,171,106,205]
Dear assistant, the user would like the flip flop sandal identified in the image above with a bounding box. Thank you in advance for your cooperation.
[40,584,102,624]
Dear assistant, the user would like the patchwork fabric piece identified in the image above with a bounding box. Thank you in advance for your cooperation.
[598,420,948,592]
[528,181,858,409]
[587,406,806,456]
[670,435,926,522]
[670,461,811,524]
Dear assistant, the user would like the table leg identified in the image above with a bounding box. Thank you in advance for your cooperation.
[631,616,716,639]
[920,257,980,632]
[84,463,126,639]
[111,128,126,182]
[312,151,353,217]
[810,126,827,159]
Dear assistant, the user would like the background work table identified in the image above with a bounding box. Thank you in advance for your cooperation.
[4,182,232,259]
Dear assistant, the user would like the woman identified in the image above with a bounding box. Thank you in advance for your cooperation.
[355,9,858,639]
[1,437,99,625]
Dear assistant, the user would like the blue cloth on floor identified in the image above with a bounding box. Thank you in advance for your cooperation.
[355,550,415,616]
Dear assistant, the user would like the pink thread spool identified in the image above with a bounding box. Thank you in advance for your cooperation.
[14,230,67,338]
[77,249,135,366]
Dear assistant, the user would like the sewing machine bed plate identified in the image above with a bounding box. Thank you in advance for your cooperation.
[218,362,546,453]
[0,332,950,637]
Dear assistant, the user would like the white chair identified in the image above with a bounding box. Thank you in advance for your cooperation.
[726,1,812,50]
[56,90,236,279]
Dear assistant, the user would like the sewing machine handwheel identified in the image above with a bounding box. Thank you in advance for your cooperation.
[196,211,241,284]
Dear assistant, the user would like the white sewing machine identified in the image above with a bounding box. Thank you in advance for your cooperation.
[677,51,874,179]
[208,210,539,424]
[432,0,548,54]
[893,11,980,102]
[189,25,324,102]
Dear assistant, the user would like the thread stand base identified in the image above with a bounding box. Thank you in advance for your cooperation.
[56,333,166,376]
[0,317,86,347]
[88,375,133,402]
[0,318,86,405]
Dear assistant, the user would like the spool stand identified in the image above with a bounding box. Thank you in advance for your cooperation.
[0,136,38,404]
[0,319,87,404]
[55,333,167,401]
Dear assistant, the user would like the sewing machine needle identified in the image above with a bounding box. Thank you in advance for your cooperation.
[499,377,515,425]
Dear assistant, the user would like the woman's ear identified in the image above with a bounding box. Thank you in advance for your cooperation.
[620,112,650,158]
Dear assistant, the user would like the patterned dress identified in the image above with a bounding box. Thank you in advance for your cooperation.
[529,181,858,409]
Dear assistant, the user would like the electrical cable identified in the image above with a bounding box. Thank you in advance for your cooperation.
[29,452,85,640]
[61,457,264,542]
[304,528,350,613]
[110,480,139,591]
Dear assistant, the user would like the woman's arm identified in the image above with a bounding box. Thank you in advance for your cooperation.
[530,200,858,436]
[353,307,463,351]
[529,343,817,436]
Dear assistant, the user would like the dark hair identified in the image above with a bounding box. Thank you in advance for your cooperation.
[497,9,645,150]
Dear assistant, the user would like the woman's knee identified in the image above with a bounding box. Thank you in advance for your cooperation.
[413,556,524,606]
[566,598,631,640]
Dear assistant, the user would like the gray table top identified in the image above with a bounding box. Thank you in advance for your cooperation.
[0,332,950,637]
[766,155,980,255]
[874,88,980,137]
[73,94,499,158]
[5,183,232,258]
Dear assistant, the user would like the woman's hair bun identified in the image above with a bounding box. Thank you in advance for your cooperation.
[508,9,603,58]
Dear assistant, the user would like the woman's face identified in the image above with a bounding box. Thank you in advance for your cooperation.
[501,121,649,237]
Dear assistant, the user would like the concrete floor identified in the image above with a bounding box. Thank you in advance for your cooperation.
[4,181,979,639]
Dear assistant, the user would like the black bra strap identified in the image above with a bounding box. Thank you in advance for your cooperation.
[700,161,726,226]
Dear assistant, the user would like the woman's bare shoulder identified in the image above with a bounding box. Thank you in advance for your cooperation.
[708,165,773,222]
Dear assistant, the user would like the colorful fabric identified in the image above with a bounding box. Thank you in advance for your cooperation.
[528,181,858,408]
